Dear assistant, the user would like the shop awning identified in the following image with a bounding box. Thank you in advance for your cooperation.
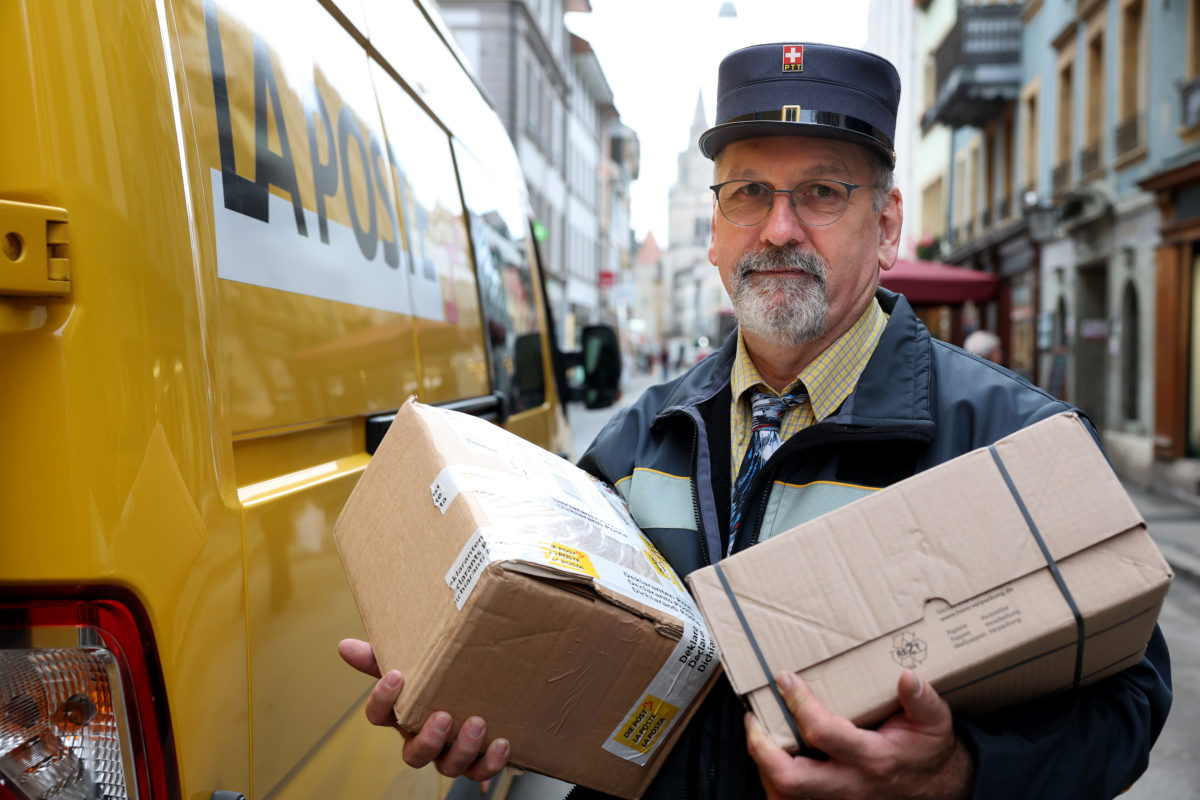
[880,258,998,305]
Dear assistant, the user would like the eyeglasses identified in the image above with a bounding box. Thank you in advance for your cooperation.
[709,178,877,228]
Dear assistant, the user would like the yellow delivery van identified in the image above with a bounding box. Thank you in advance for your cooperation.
[0,0,618,797]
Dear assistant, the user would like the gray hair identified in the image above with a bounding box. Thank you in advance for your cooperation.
[869,157,895,215]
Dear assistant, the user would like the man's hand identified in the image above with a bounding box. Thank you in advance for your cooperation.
[337,638,510,781]
[745,670,975,800]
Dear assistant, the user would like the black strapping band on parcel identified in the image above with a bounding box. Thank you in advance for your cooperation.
[713,562,805,747]
[987,445,1085,689]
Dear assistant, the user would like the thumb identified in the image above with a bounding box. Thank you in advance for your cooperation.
[896,670,949,727]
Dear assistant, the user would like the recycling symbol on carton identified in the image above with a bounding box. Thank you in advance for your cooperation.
[890,631,928,669]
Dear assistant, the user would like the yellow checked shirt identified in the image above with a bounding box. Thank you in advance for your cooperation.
[731,298,888,482]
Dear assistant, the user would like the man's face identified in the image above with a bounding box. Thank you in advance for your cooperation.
[708,136,901,349]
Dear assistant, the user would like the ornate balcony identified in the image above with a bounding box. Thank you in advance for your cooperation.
[1181,76,1200,130]
[921,3,1023,131]
[1052,159,1073,196]
[1080,141,1102,180]
[1115,114,1144,158]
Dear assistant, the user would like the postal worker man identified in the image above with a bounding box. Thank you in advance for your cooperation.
[341,42,1172,799]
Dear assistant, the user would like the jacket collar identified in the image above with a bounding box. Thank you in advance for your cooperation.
[657,287,935,439]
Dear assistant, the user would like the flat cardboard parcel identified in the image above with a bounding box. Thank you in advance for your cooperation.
[334,399,719,798]
[687,412,1173,751]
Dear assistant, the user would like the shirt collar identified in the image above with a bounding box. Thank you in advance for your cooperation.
[731,297,887,420]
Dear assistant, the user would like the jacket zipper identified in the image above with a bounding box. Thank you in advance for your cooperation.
[689,421,713,567]
[740,426,832,552]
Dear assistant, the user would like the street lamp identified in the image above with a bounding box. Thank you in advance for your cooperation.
[1022,190,1058,244]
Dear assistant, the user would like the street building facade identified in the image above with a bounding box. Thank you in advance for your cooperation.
[902,0,1200,500]
[437,0,638,351]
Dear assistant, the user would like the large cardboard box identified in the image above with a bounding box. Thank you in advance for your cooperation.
[687,413,1172,751]
[334,399,719,798]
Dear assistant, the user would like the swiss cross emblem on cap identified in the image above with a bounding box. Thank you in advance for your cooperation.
[782,44,804,72]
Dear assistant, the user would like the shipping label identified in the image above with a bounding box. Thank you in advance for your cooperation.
[445,530,491,610]
[602,617,717,765]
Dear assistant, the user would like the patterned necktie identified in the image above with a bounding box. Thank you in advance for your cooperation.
[727,385,808,557]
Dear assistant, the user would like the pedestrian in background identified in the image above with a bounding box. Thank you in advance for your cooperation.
[964,329,1003,363]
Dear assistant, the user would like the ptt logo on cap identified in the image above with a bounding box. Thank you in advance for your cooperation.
[782,44,804,72]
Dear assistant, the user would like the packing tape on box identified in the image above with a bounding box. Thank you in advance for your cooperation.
[431,461,668,588]
[987,445,1085,689]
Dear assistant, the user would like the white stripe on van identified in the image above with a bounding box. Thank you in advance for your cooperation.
[211,168,444,320]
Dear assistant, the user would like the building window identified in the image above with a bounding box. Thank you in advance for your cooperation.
[1122,279,1140,421]
[954,152,968,242]
[1117,0,1146,160]
[968,139,981,239]
[923,54,936,115]
[921,175,946,245]
[1002,106,1015,219]
[1021,82,1040,194]
[984,125,997,229]
[1055,61,1074,193]
[1191,0,1200,79]
[1082,22,1106,180]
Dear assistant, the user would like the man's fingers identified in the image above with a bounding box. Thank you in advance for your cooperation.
[895,669,949,728]
[338,638,382,679]
[434,716,488,777]
[744,711,797,776]
[364,670,404,728]
[403,711,453,767]
[463,737,511,782]
[777,671,870,763]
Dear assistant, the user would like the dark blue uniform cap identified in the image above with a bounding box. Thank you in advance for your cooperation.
[700,42,901,167]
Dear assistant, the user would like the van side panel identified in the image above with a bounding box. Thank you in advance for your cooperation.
[3,0,571,795]
[175,0,476,795]
[1,0,253,795]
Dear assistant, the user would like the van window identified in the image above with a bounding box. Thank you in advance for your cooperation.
[453,141,546,413]
[372,64,489,405]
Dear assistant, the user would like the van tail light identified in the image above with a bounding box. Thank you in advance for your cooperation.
[0,591,180,800]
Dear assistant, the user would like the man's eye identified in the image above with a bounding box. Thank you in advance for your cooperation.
[737,182,769,198]
[799,181,841,202]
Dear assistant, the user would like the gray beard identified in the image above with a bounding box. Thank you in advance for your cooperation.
[730,246,829,346]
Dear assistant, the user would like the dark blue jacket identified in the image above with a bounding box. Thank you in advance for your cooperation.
[576,289,1172,799]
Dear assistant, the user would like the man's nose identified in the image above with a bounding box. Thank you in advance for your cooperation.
[760,191,810,248]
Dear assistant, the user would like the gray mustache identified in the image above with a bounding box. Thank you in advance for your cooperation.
[736,247,827,283]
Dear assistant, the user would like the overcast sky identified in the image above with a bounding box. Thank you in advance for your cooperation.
[565,0,871,242]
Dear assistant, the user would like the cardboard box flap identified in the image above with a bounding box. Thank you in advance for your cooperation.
[499,560,686,639]
[688,413,1145,697]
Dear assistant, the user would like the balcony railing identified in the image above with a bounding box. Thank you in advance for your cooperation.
[1052,159,1073,195]
[1181,76,1200,130]
[922,3,1023,130]
[1080,141,1102,179]
[1115,114,1144,158]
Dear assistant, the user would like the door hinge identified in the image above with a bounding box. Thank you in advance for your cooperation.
[0,199,70,296]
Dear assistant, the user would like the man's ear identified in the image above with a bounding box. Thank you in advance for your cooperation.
[877,186,903,273]
[708,208,719,266]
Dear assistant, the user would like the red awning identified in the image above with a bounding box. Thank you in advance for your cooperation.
[879,258,997,305]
